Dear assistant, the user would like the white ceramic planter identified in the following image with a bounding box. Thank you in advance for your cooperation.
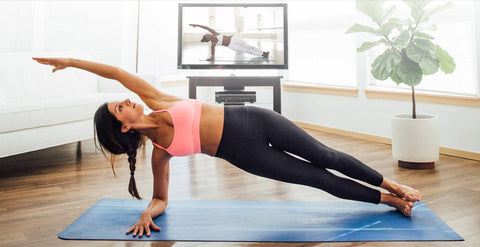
[391,114,439,164]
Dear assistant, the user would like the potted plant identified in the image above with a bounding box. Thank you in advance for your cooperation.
[346,0,456,168]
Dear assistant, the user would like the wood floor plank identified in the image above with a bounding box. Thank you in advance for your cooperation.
[0,128,478,247]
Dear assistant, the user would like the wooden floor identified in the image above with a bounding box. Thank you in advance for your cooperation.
[0,128,479,247]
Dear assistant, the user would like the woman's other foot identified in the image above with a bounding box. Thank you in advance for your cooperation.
[381,193,414,216]
[381,178,421,202]
[396,184,421,202]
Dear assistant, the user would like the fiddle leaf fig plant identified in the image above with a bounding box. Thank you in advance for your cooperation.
[346,0,456,118]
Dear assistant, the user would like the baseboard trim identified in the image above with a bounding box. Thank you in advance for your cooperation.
[283,82,358,97]
[295,121,392,145]
[161,80,188,87]
[294,121,480,162]
[365,88,480,108]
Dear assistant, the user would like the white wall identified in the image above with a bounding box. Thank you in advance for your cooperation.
[282,89,480,154]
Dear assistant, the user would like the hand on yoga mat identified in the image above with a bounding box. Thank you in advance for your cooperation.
[126,212,161,237]
[32,57,70,73]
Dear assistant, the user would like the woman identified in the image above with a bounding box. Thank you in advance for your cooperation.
[34,57,420,238]
[189,24,269,61]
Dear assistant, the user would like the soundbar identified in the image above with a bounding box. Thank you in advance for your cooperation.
[215,90,256,105]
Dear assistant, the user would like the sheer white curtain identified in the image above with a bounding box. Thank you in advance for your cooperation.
[287,1,357,87]
[0,0,138,67]
[0,0,138,104]
[366,0,479,96]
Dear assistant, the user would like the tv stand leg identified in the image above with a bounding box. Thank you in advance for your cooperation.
[189,80,197,99]
[273,81,281,114]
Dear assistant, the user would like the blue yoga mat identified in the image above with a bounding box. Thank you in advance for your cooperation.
[59,199,463,242]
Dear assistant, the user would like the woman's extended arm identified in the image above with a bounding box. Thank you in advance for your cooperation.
[33,58,180,108]
[126,149,171,237]
[189,23,220,36]
[208,42,216,61]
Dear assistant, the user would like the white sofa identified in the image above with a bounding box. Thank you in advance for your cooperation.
[0,53,141,158]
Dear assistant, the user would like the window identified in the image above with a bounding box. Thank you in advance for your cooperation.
[366,0,479,96]
[0,1,35,52]
[287,1,357,87]
[0,1,137,67]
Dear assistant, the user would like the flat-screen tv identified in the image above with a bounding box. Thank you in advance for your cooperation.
[177,3,288,69]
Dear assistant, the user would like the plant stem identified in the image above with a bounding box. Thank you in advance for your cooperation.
[412,86,416,119]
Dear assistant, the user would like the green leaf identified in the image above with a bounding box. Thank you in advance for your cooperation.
[405,41,431,63]
[345,23,377,34]
[392,30,410,49]
[403,0,430,24]
[377,22,398,36]
[435,45,456,73]
[390,69,403,85]
[372,57,390,81]
[387,18,403,25]
[357,39,387,52]
[420,55,440,75]
[414,39,436,52]
[402,0,429,10]
[356,0,385,26]
[414,31,434,40]
[371,49,402,80]
[406,40,439,75]
[385,49,402,72]
[416,39,440,75]
[396,51,423,86]
[387,18,408,33]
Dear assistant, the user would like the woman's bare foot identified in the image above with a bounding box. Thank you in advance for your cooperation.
[381,178,421,202]
[396,184,421,202]
[381,193,414,216]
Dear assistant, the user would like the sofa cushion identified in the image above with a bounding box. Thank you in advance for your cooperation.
[0,92,140,134]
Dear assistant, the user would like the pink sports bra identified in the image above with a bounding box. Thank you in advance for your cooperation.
[151,99,202,156]
[215,34,224,46]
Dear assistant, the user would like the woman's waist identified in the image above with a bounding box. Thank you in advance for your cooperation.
[222,35,232,46]
[214,105,252,158]
[199,104,225,156]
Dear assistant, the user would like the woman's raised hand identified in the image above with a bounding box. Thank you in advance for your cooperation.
[32,57,70,73]
[126,212,161,238]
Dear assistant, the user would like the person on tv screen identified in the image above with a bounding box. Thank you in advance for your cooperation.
[190,23,269,61]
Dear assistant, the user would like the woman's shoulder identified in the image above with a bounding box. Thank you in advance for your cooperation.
[162,98,185,108]
[151,147,172,162]
[143,95,183,110]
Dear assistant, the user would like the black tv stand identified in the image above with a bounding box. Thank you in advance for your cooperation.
[187,76,282,114]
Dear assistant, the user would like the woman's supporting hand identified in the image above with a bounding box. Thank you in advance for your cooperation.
[32,57,70,73]
[126,212,161,237]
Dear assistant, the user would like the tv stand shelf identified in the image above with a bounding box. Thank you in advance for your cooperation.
[187,76,282,114]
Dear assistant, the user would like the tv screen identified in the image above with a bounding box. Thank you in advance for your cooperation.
[178,3,288,69]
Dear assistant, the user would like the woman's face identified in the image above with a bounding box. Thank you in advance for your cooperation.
[204,34,214,41]
[107,99,143,132]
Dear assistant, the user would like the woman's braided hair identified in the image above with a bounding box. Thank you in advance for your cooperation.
[94,103,143,199]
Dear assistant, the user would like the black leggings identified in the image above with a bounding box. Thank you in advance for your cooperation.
[215,106,383,204]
